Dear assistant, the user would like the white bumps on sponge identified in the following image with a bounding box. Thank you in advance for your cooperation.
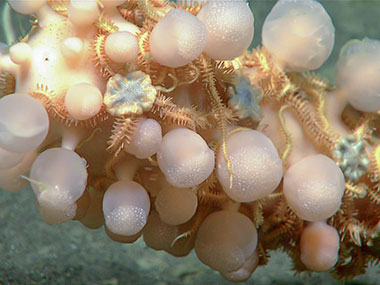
[197,0,254,60]
[103,181,150,236]
[262,0,334,71]
[29,148,88,224]
[283,154,345,222]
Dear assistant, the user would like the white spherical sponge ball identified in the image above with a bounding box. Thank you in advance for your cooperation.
[124,117,162,159]
[157,128,214,188]
[68,0,99,27]
[262,0,334,72]
[105,32,139,63]
[300,222,340,272]
[0,93,49,153]
[30,148,88,202]
[216,129,283,202]
[335,38,380,112]
[197,0,254,60]
[150,9,207,68]
[195,210,258,273]
[8,0,47,14]
[103,181,150,236]
[283,154,345,222]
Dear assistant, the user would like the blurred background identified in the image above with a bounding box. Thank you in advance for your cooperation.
[1,0,380,284]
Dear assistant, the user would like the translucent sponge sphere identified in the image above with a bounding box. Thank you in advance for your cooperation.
[216,129,283,202]
[103,181,150,236]
[30,148,88,201]
[262,0,334,72]
[150,9,207,68]
[197,0,254,60]
[335,38,380,112]
[283,154,345,222]
[8,0,47,14]
[30,148,88,224]
[0,94,49,153]
[68,0,99,27]
[195,210,258,273]
[300,222,340,272]
[124,118,162,159]
[154,186,198,225]
[157,128,214,188]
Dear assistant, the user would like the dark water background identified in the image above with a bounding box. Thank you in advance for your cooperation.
[0,0,380,284]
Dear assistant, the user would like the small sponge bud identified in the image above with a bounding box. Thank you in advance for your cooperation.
[335,38,380,112]
[283,154,345,222]
[9,42,32,65]
[124,118,162,159]
[64,83,103,121]
[103,181,150,236]
[157,128,215,188]
[105,32,139,63]
[0,93,49,153]
[68,0,99,27]
[150,9,207,68]
[60,37,84,61]
[195,210,258,273]
[300,222,340,272]
[216,130,283,202]
[197,0,254,60]
[262,0,334,71]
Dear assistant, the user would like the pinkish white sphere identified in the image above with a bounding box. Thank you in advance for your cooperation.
[300,222,340,272]
[262,0,334,71]
[216,129,283,202]
[283,154,345,222]
[64,83,103,121]
[105,32,139,63]
[157,128,214,188]
[150,9,207,68]
[197,0,254,60]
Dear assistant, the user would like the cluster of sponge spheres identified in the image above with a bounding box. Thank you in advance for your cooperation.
[3,0,379,281]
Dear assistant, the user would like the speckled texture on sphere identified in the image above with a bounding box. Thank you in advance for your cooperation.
[217,129,283,202]
[283,154,345,222]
